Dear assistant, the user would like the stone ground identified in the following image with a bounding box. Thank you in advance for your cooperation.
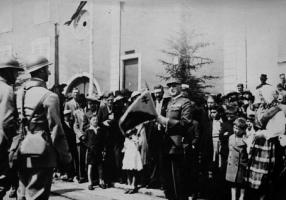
[4,179,207,200]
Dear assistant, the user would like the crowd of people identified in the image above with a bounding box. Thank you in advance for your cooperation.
[1,55,286,200]
[55,73,286,200]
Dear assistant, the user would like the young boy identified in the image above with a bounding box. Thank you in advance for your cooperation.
[226,117,248,200]
[85,116,106,190]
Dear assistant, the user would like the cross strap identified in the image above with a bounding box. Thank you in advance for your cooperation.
[19,86,50,136]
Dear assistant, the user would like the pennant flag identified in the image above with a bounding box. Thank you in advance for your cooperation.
[64,1,87,26]
[119,90,157,134]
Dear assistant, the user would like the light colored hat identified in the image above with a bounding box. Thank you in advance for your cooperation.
[254,85,275,104]
[0,59,24,71]
[86,94,100,102]
[25,56,52,73]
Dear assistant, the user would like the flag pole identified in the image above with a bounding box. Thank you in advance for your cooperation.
[88,0,94,96]
[54,23,59,87]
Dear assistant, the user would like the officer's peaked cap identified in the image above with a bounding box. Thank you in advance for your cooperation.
[166,78,182,87]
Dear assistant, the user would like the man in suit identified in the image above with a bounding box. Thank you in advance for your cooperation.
[97,92,114,128]
[73,94,88,183]
[64,87,80,124]
[16,57,71,200]
[97,92,115,186]
[0,59,23,200]
[62,110,78,182]
[146,85,169,189]
[157,79,192,200]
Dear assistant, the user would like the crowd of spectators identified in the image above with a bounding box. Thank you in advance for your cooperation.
[52,73,286,200]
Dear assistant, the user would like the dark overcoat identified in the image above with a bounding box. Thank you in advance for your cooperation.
[225,134,248,183]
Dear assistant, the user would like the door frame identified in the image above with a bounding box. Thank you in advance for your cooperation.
[120,53,141,91]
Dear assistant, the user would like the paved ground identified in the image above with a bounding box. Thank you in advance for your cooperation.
[4,180,165,200]
[3,180,206,200]
[51,180,165,200]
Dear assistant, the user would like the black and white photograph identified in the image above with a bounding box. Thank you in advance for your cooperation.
[0,0,286,200]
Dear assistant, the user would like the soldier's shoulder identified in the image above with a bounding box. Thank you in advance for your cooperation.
[44,91,60,103]
[30,87,59,106]
[34,87,55,98]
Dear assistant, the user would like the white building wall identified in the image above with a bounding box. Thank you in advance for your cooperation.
[109,1,121,91]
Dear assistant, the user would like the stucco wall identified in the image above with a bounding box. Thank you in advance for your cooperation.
[1,0,286,95]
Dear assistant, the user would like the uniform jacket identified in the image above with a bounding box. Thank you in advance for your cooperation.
[183,120,200,151]
[16,78,71,168]
[226,134,248,183]
[0,77,17,173]
[0,77,17,143]
[165,94,192,154]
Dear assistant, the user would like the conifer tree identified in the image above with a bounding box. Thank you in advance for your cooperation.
[159,30,218,101]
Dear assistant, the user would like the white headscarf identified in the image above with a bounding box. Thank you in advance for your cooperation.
[254,85,276,104]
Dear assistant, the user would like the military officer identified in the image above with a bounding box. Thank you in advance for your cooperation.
[157,78,192,200]
[0,59,23,200]
[16,57,71,200]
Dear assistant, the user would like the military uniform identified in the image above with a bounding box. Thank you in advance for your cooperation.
[16,57,71,200]
[0,60,23,199]
[162,94,192,200]
[0,77,18,199]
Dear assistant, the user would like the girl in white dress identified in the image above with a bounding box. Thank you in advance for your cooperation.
[122,127,143,194]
